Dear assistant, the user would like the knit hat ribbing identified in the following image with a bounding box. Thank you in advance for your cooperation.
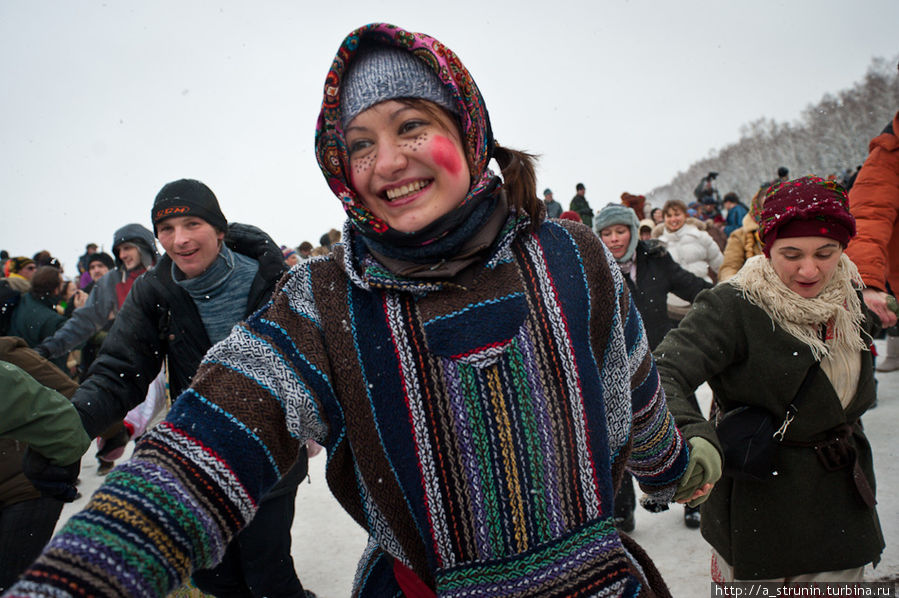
[758,176,855,257]
[152,179,227,236]
[340,44,458,128]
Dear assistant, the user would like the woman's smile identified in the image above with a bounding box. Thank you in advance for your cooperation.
[345,100,470,233]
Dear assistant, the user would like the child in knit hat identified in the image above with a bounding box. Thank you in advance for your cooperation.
[12,23,712,598]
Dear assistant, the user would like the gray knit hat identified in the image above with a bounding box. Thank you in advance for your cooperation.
[340,44,458,128]
[594,204,640,263]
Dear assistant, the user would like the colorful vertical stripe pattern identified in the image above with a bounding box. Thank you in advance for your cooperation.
[9,218,687,598]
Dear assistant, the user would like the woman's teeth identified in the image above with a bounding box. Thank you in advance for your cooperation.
[386,180,427,201]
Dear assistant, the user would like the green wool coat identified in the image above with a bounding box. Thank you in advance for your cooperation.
[654,283,884,580]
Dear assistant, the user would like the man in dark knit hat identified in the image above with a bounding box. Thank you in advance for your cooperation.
[82,251,115,295]
[30,178,315,597]
[30,179,311,596]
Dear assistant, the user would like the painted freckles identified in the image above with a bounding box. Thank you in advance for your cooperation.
[352,153,376,175]
[351,132,430,176]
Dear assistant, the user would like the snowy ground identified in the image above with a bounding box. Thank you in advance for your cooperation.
[56,338,898,597]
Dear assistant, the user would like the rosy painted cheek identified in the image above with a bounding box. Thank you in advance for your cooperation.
[430,135,463,177]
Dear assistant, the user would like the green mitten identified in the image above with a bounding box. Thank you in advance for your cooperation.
[673,437,722,505]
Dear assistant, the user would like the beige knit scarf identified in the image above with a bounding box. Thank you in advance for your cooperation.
[727,254,866,361]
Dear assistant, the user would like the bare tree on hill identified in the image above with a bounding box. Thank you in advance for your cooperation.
[647,56,899,207]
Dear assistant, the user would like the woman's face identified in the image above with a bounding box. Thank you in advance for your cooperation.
[664,208,686,232]
[651,208,664,224]
[344,100,470,234]
[768,236,843,299]
[599,224,632,260]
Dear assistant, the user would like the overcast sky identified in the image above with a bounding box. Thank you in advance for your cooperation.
[2,0,897,272]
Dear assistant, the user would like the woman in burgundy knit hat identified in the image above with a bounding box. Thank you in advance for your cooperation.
[655,175,884,584]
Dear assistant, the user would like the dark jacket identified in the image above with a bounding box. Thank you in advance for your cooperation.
[628,240,711,349]
[8,293,69,372]
[8,294,67,350]
[655,283,883,580]
[569,194,593,228]
[71,223,287,438]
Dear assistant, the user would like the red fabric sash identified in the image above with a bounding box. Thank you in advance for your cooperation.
[393,559,436,598]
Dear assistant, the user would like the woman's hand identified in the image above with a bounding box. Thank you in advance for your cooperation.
[673,437,722,506]
[862,288,897,328]
[676,482,714,505]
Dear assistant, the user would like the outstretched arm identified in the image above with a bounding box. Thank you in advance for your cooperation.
[6,266,333,597]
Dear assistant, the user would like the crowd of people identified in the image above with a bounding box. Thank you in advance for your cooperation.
[1,21,897,598]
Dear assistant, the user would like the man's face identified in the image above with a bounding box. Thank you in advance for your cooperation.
[88,260,109,281]
[117,243,142,271]
[544,192,554,203]
[156,216,225,279]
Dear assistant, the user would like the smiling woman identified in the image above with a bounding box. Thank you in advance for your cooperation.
[8,23,707,598]
[344,98,471,234]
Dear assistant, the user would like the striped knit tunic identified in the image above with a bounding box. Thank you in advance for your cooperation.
[9,217,689,598]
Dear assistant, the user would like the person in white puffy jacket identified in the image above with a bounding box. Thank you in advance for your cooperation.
[656,199,723,321]
[652,197,723,530]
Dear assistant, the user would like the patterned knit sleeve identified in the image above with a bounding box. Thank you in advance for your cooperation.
[606,244,690,503]
[6,264,334,598]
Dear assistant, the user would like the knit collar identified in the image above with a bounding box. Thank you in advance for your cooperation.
[726,254,867,360]
[315,22,496,246]
[360,178,502,263]
[336,205,530,295]
[173,244,234,298]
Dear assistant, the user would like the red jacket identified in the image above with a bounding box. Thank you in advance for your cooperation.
[846,111,899,293]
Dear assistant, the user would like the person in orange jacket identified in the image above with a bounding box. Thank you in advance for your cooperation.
[845,109,899,370]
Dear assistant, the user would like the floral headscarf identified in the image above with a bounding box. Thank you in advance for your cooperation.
[315,23,496,240]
